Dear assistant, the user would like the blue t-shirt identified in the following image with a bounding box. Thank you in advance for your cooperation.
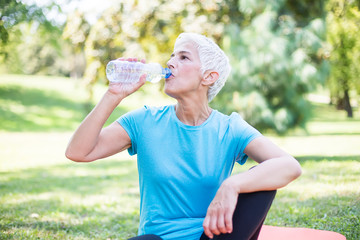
[117,105,261,240]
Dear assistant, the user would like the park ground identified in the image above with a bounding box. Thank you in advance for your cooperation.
[0,74,359,239]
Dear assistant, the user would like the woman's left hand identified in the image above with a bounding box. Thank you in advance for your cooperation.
[203,177,239,239]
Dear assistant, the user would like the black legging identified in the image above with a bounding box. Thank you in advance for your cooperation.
[128,190,276,240]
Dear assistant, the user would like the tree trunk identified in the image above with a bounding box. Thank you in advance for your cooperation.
[343,89,353,118]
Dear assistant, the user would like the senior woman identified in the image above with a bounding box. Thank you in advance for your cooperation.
[65,32,302,240]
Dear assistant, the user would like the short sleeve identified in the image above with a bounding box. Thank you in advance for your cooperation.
[117,106,147,156]
[230,113,262,165]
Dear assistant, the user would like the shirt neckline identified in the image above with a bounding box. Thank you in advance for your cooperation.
[170,105,216,129]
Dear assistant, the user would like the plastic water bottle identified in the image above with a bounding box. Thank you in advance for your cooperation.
[106,60,172,83]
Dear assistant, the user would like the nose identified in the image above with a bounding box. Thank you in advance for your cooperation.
[167,57,175,69]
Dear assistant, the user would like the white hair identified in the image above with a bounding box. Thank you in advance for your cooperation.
[174,32,231,102]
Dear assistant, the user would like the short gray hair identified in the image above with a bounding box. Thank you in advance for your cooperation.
[175,32,231,102]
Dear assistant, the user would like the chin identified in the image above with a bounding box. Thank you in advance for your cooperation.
[164,88,175,99]
[164,85,179,100]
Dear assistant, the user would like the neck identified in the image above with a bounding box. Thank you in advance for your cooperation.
[175,98,212,126]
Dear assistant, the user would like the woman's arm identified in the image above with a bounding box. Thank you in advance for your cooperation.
[227,136,302,193]
[65,58,146,162]
[203,136,302,238]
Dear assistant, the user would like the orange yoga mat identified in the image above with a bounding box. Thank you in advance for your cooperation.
[259,225,346,240]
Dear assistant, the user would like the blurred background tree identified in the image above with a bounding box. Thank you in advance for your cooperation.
[1,0,45,47]
[212,0,330,133]
[1,0,359,133]
[0,0,69,75]
[326,0,360,118]
[62,10,90,79]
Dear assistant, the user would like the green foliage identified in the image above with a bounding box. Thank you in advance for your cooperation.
[212,0,329,133]
[326,0,360,117]
[0,21,71,75]
[62,10,90,78]
[0,0,70,76]
[0,0,50,48]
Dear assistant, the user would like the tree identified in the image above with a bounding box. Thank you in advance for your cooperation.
[326,0,360,117]
[211,0,329,133]
[63,10,90,79]
[0,0,49,54]
[0,0,69,75]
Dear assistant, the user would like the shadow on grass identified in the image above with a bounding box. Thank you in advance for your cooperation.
[0,198,139,239]
[0,84,127,132]
[0,159,140,239]
[0,159,139,196]
[295,155,360,163]
[309,102,360,122]
[306,132,360,136]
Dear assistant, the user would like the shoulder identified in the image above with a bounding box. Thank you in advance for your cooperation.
[215,111,261,136]
[228,112,253,128]
[119,105,172,122]
[212,110,247,126]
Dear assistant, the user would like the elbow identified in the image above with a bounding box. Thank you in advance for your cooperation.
[65,150,80,162]
[289,157,302,181]
[65,149,90,163]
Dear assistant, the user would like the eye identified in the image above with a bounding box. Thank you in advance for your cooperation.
[180,55,189,60]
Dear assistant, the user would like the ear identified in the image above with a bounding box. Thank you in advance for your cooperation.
[202,70,219,86]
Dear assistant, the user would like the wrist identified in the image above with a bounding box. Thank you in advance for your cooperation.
[223,175,241,194]
[104,90,125,104]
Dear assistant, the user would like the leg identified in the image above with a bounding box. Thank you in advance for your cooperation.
[229,190,276,240]
[200,190,276,240]
[128,234,163,240]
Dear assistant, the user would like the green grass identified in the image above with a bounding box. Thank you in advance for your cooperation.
[0,158,140,239]
[266,158,360,239]
[1,74,359,239]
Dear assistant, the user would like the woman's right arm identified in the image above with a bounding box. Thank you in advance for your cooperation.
[65,59,146,162]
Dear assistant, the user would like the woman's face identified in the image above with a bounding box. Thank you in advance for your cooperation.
[164,41,203,100]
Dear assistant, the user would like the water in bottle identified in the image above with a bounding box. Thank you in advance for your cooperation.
[106,60,172,83]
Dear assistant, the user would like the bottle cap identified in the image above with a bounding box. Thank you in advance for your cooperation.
[164,68,172,78]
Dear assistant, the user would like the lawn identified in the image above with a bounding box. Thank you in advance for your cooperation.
[0,74,359,239]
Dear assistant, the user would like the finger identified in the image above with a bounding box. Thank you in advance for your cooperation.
[140,74,147,83]
[203,215,213,239]
[217,213,227,234]
[139,73,147,83]
[209,214,221,236]
[224,210,233,233]
[133,74,146,89]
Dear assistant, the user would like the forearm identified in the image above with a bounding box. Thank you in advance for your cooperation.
[203,137,302,238]
[225,156,302,194]
[202,156,299,238]
[65,91,124,161]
